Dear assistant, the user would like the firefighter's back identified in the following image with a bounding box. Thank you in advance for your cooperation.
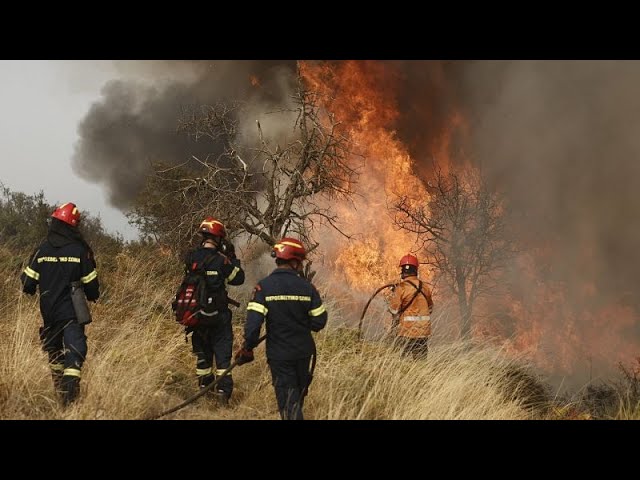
[259,269,320,360]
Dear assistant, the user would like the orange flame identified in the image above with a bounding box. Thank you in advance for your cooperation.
[299,60,639,380]
[301,61,441,290]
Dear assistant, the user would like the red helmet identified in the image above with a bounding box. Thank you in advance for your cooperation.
[199,217,226,238]
[399,253,419,269]
[51,203,80,227]
[272,237,306,261]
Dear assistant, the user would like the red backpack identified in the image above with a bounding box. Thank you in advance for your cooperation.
[173,254,214,327]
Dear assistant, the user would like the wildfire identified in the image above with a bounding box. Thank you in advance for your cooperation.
[300,61,437,291]
[478,249,640,378]
[298,60,640,382]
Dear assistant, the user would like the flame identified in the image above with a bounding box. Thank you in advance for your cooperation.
[300,61,440,291]
[475,249,640,377]
[249,74,260,87]
[298,60,639,381]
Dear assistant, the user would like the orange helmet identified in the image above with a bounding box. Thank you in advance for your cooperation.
[51,203,80,227]
[199,217,226,238]
[399,253,419,269]
[271,237,306,261]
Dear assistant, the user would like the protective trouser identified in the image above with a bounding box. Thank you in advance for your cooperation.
[397,336,429,359]
[268,356,313,420]
[40,319,87,405]
[191,311,233,401]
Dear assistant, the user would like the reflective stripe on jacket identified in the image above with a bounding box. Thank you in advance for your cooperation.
[389,277,433,339]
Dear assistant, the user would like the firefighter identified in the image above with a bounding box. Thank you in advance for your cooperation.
[20,203,100,406]
[235,237,328,420]
[181,217,245,406]
[388,253,434,359]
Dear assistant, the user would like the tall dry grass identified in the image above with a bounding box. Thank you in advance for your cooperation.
[0,246,554,420]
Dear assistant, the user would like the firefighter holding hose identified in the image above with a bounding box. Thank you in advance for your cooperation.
[388,253,434,359]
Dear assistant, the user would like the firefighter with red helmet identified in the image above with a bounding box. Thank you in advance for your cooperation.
[388,253,434,359]
[180,217,245,406]
[235,237,328,420]
[20,203,100,406]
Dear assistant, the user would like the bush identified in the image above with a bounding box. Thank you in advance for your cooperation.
[0,185,124,261]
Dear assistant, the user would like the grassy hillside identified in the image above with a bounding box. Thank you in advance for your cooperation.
[0,245,635,420]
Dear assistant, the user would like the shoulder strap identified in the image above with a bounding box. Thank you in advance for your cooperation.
[405,279,431,303]
[202,251,218,267]
[188,251,218,273]
[397,280,427,316]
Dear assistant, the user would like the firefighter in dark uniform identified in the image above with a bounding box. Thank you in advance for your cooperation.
[235,237,328,420]
[20,203,100,406]
[182,217,245,406]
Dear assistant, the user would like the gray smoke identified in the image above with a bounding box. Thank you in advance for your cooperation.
[396,61,640,307]
[72,60,640,366]
[391,60,469,168]
[391,61,640,380]
[467,62,640,382]
[72,61,297,209]
[465,61,640,308]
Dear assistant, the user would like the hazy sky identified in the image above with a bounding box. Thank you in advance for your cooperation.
[0,60,142,239]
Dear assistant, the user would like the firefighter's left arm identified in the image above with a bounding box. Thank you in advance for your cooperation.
[308,285,328,332]
[21,248,41,295]
[80,247,100,301]
[244,285,266,349]
[222,256,245,286]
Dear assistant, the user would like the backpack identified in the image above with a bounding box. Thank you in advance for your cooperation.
[173,252,227,327]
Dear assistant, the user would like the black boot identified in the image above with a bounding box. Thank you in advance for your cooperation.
[198,374,215,389]
[61,375,81,407]
[213,390,230,407]
[51,371,64,395]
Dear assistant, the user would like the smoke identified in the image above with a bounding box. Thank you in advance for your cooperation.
[390,60,640,381]
[465,61,640,306]
[77,60,640,303]
[73,60,639,379]
[396,61,640,305]
[390,60,469,167]
[72,61,297,209]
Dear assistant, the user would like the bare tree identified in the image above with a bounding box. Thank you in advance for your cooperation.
[129,69,360,260]
[393,162,513,338]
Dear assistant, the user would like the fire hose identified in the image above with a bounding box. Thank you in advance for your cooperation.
[144,334,267,420]
[358,280,431,341]
[358,283,396,341]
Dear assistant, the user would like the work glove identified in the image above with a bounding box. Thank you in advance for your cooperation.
[234,348,254,365]
[222,240,236,260]
[301,261,316,282]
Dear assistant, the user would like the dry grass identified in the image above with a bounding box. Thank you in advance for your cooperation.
[307,330,547,420]
[0,246,565,420]
[614,402,640,420]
